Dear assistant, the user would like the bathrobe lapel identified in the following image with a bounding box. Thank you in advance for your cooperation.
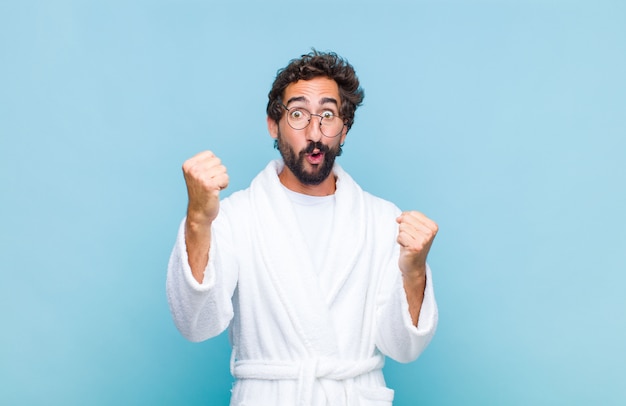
[317,165,367,307]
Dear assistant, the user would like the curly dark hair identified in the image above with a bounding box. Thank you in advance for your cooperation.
[266,50,365,132]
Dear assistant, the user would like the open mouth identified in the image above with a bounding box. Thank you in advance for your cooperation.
[306,150,325,165]
[301,141,330,166]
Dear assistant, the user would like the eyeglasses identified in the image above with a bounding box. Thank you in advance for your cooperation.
[281,103,345,138]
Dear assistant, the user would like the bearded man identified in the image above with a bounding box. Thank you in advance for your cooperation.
[166,50,439,406]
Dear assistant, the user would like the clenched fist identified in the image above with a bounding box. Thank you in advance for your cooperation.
[396,211,438,277]
[182,151,229,225]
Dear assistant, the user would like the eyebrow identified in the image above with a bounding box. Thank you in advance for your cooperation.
[319,97,339,107]
[285,96,339,107]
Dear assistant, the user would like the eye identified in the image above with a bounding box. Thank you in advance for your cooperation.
[290,109,306,120]
[321,111,336,120]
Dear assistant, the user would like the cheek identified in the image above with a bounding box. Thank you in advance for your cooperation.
[281,127,306,147]
[328,137,343,149]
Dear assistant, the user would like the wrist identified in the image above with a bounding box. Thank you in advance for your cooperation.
[186,207,215,228]
[401,265,426,281]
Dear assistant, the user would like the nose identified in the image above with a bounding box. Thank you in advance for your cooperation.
[304,115,323,142]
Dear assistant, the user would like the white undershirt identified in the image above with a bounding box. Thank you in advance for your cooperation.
[282,186,336,272]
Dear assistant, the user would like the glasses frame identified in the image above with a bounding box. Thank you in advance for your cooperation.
[280,103,345,138]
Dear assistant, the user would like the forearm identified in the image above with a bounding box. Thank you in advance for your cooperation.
[375,264,437,363]
[402,270,426,326]
[166,220,234,342]
[185,216,212,283]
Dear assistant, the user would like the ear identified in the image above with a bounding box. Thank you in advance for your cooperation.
[339,125,348,145]
[267,116,278,139]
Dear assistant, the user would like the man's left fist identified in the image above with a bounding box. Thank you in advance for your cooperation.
[396,211,438,276]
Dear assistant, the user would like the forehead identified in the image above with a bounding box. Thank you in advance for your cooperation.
[283,77,340,105]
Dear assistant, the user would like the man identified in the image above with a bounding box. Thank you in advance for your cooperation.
[167,50,438,405]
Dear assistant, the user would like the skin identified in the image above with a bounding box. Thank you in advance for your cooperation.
[182,76,437,327]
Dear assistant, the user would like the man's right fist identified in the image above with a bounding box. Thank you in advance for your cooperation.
[182,151,229,224]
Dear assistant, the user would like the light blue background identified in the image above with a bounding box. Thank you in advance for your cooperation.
[1,1,625,405]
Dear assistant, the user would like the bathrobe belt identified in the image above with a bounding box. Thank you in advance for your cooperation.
[231,354,386,405]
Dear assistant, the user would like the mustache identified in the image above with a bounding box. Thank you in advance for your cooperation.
[302,141,330,155]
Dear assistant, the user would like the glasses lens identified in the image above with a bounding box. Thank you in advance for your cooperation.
[287,108,310,130]
[320,116,344,138]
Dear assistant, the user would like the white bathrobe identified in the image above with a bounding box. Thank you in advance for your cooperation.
[167,160,438,406]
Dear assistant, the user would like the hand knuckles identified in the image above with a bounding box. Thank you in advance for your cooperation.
[182,159,194,173]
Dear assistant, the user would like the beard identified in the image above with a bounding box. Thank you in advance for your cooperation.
[275,129,343,186]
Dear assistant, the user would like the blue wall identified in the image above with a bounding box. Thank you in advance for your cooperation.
[1,1,625,405]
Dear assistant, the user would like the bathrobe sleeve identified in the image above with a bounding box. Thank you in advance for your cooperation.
[375,240,438,363]
[166,209,239,343]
